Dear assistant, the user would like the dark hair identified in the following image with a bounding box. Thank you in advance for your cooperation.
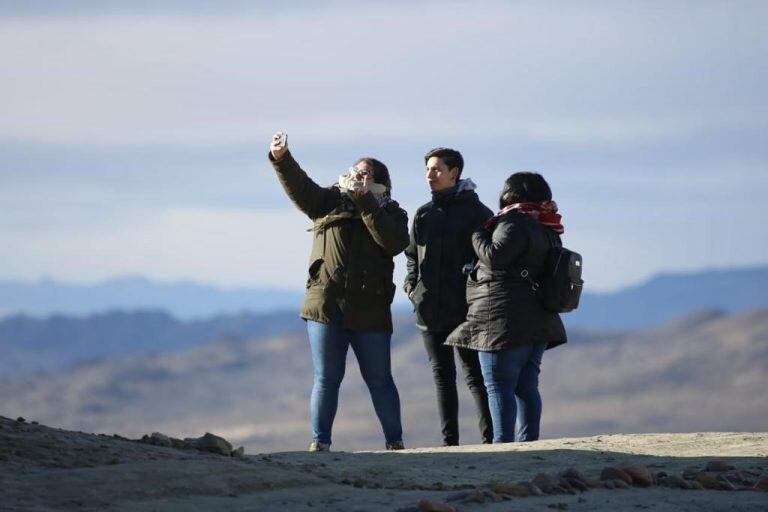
[499,172,552,209]
[424,147,464,179]
[355,157,391,190]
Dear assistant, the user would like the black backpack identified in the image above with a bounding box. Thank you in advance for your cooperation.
[520,247,583,313]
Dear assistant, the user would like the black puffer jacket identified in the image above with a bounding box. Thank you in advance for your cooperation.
[446,210,567,351]
[404,181,493,332]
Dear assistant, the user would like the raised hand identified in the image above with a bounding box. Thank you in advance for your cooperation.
[270,131,289,160]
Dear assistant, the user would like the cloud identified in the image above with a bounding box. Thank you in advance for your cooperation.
[0,2,765,148]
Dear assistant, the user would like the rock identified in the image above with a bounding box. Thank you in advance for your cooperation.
[612,479,630,489]
[656,471,668,479]
[601,480,616,490]
[149,432,173,448]
[754,476,768,491]
[559,468,586,481]
[565,477,589,492]
[445,491,475,502]
[705,460,733,472]
[621,465,653,487]
[491,482,529,497]
[466,488,485,503]
[556,477,578,494]
[417,499,457,512]
[694,473,730,491]
[183,433,233,456]
[232,446,245,458]
[533,473,561,493]
[15,417,26,423]
[688,481,705,491]
[659,475,693,490]
[682,467,699,480]
[600,467,633,485]
[484,491,504,503]
[518,481,545,496]
[582,478,602,489]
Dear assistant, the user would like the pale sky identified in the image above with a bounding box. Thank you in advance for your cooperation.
[1,0,767,292]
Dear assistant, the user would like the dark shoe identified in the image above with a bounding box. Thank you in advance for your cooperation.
[386,440,405,451]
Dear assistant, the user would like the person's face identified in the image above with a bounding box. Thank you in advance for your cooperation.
[426,156,458,192]
[351,162,375,183]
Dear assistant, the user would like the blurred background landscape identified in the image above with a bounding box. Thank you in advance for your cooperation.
[1,1,766,452]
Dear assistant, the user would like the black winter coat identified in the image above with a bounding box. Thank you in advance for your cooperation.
[446,210,567,351]
[404,184,493,332]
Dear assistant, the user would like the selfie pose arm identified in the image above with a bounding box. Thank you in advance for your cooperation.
[268,132,339,220]
[472,215,528,270]
[351,191,410,257]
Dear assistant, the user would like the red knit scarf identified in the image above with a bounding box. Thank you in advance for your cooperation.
[483,201,564,234]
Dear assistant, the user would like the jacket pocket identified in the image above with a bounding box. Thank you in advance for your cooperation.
[306,258,324,288]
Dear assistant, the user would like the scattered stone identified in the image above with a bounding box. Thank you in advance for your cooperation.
[682,467,699,480]
[444,491,475,502]
[491,482,529,497]
[602,480,616,490]
[564,477,589,492]
[31,421,39,425]
[532,473,561,493]
[183,433,233,456]
[612,479,630,489]
[600,467,633,485]
[621,465,653,487]
[753,476,768,491]
[556,477,578,494]
[148,432,173,448]
[656,471,668,479]
[15,417,26,423]
[559,468,586,481]
[546,503,568,510]
[232,447,245,458]
[518,481,545,496]
[466,488,485,503]
[693,473,730,491]
[485,490,504,503]
[416,500,456,512]
[705,460,733,472]
[688,481,705,491]
[658,475,692,490]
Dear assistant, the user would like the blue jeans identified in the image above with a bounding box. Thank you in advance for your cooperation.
[478,342,546,443]
[307,318,403,445]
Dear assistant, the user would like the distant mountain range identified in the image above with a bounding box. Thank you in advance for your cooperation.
[567,265,768,329]
[0,310,303,377]
[0,276,305,319]
[1,266,767,329]
[3,309,765,452]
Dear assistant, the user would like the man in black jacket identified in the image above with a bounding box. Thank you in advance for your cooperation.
[404,147,494,445]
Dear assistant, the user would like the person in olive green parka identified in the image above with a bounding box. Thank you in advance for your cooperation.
[268,132,408,452]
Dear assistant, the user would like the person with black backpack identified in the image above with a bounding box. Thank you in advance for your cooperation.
[446,172,574,443]
[404,147,494,446]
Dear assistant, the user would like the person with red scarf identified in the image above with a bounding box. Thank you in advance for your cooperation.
[446,172,567,443]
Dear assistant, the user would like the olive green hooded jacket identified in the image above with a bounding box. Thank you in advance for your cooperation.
[270,151,409,333]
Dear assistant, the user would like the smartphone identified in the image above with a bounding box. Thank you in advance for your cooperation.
[277,132,288,147]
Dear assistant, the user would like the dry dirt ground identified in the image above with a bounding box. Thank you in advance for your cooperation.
[1,416,766,511]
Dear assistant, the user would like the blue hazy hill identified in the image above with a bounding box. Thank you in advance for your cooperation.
[1,265,767,329]
[566,265,768,329]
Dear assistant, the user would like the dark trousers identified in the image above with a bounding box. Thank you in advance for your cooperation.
[422,330,494,445]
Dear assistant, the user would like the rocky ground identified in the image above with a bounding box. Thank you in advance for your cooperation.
[1,416,767,511]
